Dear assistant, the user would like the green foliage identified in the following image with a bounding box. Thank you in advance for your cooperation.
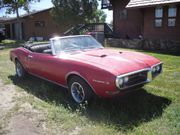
[51,0,106,31]
[0,0,40,14]
[1,42,179,134]
[90,9,107,23]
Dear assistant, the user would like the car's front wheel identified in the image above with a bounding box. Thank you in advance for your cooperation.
[15,60,27,78]
[68,76,93,104]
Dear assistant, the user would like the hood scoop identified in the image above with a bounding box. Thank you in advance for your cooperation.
[85,53,108,58]
[85,52,123,58]
[100,54,107,58]
[84,50,123,58]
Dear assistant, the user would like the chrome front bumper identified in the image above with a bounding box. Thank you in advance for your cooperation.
[116,63,163,90]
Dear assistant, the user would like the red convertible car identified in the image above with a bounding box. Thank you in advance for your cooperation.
[10,35,162,103]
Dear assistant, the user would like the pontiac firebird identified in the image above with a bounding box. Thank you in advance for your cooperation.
[10,35,162,103]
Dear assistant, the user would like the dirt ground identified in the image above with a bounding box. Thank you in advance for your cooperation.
[0,79,47,135]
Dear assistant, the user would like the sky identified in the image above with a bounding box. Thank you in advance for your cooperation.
[0,0,113,23]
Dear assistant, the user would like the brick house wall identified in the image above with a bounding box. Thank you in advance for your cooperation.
[111,0,180,40]
[112,0,143,38]
[143,5,180,40]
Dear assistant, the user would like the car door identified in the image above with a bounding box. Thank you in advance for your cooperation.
[27,52,68,86]
[18,48,34,73]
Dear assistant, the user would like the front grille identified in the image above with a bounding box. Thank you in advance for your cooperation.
[125,71,148,87]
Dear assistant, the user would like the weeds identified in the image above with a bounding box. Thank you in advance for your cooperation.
[0,40,179,134]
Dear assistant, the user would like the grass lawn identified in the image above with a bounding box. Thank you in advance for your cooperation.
[0,40,180,135]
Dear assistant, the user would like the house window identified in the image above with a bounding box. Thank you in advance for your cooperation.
[120,9,127,20]
[168,6,177,27]
[34,21,45,27]
[168,18,176,27]
[155,7,163,27]
[155,19,162,27]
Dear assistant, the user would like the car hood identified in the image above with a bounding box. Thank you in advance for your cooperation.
[62,49,160,75]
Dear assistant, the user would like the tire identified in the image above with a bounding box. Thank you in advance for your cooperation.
[68,76,94,104]
[15,60,27,78]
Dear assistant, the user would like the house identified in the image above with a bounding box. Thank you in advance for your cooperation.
[101,0,180,41]
[0,8,62,40]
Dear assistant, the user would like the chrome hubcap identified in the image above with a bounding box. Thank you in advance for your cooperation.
[71,82,85,103]
[16,62,22,77]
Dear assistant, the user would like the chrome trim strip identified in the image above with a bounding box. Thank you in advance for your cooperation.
[50,40,56,55]
[117,68,151,78]
[92,79,110,85]
[151,62,163,68]
[28,72,68,89]
[50,35,91,41]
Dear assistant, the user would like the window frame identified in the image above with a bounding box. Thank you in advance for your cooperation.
[34,21,45,28]
[154,6,163,27]
[168,5,177,27]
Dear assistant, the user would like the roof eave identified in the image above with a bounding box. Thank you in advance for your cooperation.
[126,1,180,9]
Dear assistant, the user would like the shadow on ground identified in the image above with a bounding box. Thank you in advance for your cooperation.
[9,75,171,131]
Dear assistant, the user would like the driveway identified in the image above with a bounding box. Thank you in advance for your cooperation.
[0,79,46,135]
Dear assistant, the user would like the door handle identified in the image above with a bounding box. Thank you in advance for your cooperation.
[26,55,33,61]
[28,55,33,58]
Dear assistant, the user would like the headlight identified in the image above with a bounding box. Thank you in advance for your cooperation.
[116,76,129,89]
[124,76,129,83]
[152,67,156,73]
[156,65,161,72]
[147,70,152,81]
[116,77,123,88]
[151,63,162,77]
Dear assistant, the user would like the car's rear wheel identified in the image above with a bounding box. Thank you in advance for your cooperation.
[15,60,27,78]
[68,76,93,104]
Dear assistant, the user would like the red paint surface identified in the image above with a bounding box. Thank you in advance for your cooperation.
[10,47,161,97]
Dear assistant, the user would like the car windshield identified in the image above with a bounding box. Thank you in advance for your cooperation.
[52,36,103,54]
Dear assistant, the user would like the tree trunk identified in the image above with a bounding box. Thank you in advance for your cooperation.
[15,7,22,40]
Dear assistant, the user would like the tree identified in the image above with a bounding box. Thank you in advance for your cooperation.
[0,0,40,40]
[90,9,107,23]
[51,0,106,32]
